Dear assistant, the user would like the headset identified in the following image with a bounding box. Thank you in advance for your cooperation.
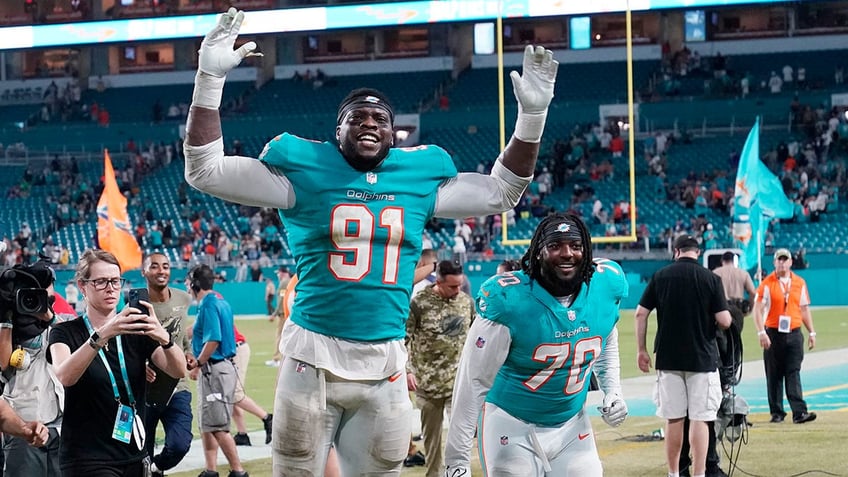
[187,265,214,293]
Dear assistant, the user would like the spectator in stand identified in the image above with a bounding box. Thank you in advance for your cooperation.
[98,107,110,127]
[769,72,783,94]
[782,64,794,84]
[610,134,624,158]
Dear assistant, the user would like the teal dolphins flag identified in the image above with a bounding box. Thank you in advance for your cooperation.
[731,119,795,271]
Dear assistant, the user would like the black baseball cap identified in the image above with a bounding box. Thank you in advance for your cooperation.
[673,235,700,251]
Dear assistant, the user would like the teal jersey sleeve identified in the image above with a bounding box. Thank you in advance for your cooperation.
[592,258,629,305]
[259,133,458,342]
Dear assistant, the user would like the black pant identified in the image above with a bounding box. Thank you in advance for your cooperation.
[143,390,193,471]
[764,328,808,419]
[62,460,145,477]
[679,416,720,471]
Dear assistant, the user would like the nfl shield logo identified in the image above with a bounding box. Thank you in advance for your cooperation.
[366,172,378,184]
[295,362,307,373]
[567,310,577,321]
[475,337,486,348]
[500,435,509,446]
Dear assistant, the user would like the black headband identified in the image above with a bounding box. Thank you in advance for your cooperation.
[337,94,394,125]
[540,217,583,246]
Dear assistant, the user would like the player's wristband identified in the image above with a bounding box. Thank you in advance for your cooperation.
[809,332,816,337]
[757,330,767,336]
[192,71,226,109]
[513,110,548,143]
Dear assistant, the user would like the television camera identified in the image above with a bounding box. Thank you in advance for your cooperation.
[0,261,56,347]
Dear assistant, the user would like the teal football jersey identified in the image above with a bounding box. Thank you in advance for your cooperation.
[259,133,457,342]
[477,259,628,426]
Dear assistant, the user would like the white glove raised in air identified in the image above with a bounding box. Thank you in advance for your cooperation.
[510,45,558,143]
[199,7,259,78]
[445,464,471,477]
[598,392,628,427]
[192,8,261,109]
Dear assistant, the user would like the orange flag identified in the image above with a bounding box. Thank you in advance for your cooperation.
[96,150,142,271]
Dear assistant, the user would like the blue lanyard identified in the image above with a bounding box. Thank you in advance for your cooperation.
[82,315,135,406]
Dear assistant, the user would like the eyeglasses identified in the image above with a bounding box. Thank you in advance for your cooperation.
[83,277,126,290]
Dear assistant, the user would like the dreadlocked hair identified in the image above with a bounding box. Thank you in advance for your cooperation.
[520,212,595,287]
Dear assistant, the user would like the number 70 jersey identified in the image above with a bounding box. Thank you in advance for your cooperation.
[478,261,628,426]
[259,133,457,342]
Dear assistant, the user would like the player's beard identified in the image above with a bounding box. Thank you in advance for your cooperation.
[538,261,583,298]
[339,140,391,172]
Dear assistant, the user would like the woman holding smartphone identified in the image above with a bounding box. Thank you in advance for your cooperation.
[48,249,186,477]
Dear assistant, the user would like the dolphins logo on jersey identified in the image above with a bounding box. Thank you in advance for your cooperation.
[477,296,487,312]
[441,314,466,337]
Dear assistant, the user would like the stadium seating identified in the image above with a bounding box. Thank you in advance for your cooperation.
[3,54,847,264]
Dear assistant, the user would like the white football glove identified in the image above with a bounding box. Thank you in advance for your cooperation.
[192,8,261,109]
[510,45,558,143]
[199,7,259,78]
[445,464,471,477]
[598,392,628,427]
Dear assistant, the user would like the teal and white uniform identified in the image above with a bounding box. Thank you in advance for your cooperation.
[445,260,628,476]
[260,133,456,342]
[185,129,531,477]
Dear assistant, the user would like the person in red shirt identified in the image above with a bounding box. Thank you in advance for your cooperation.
[610,134,624,158]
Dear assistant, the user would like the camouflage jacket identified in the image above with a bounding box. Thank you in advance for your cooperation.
[406,284,474,400]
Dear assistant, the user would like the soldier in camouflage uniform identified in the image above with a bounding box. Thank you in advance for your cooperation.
[405,260,474,477]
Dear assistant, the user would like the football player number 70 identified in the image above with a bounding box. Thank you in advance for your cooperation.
[523,337,603,395]
[329,204,404,283]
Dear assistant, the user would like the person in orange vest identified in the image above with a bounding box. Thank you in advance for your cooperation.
[752,248,817,425]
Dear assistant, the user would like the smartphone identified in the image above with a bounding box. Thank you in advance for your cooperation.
[127,288,150,316]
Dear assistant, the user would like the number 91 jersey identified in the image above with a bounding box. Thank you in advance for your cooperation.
[478,260,628,426]
[259,133,457,342]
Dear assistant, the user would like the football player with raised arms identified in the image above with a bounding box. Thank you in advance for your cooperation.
[444,213,629,476]
[183,8,559,476]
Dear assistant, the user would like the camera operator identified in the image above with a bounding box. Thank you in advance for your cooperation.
[0,260,66,475]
